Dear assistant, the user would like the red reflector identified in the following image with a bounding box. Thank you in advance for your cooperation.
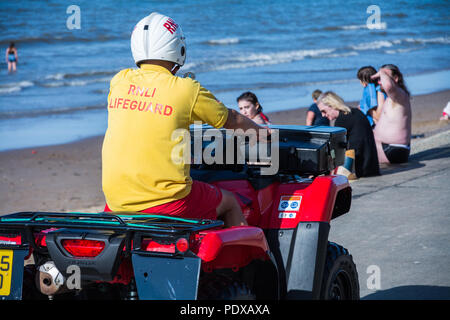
[142,240,175,254]
[176,238,189,252]
[62,239,105,258]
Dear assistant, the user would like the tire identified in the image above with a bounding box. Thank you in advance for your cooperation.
[320,242,360,300]
[197,272,255,300]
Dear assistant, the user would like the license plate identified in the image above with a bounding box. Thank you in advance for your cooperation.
[0,250,13,296]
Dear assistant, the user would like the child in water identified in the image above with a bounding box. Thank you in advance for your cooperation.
[237,91,270,125]
[5,42,18,72]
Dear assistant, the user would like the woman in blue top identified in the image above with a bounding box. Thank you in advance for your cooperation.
[357,66,385,127]
[5,42,18,72]
[306,89,330,126]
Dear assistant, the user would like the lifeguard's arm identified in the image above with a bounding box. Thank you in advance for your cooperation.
[223,108,266,139]
[306,111,315,126]
[192,86,268,140]
[371,69,405,103]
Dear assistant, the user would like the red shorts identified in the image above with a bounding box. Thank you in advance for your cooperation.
[104,180,222,220]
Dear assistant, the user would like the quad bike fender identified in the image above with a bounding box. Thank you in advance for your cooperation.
[132,252,201,300]
[261,174,351,229]
[193,226,272,272]
[265,221,330,300]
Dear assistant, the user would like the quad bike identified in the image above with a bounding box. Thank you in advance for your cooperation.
[0,125,359,300]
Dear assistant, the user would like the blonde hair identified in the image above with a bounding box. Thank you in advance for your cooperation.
[317,91,351,114]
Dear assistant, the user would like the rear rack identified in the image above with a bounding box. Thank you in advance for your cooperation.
[0,211,223,234]
[0,211,224,257]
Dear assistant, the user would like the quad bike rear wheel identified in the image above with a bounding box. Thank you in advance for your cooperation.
[320,242,359,300]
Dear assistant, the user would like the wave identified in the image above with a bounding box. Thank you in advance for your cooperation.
[404,36,450,45]
[385,48,415,54]
[217,48,335,70]
[350,40,393,50]
[204,37,240,45]
[0,104,105,119]
[212,78,356,94]
[0,81,34,94]
[44,70,117,81]
[183,48,336,72]
[323,22,387,31]
[0,34,126,46]
[187,35,448,73]
[41,77,112,88]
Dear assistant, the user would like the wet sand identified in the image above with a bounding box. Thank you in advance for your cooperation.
[1,89,449,215]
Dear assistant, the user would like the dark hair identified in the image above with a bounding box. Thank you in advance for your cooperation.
[312,89,322,100]
[9,42,15,48]
[381,64,410,97]
[237,91,262,114]
[357,66,377,84]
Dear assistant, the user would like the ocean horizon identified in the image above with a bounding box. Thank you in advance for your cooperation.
[0,0,449,151]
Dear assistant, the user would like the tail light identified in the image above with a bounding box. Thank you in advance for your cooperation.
[0,233,22,245]
[176,238,189,252]
[61,239,105,258]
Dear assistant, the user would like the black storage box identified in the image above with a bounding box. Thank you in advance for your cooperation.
[189,125,347,176]
[272,125,347,175]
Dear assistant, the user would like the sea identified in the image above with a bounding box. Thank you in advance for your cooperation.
[0,0,449,151]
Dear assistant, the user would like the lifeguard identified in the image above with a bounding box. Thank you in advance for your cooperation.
[102,12,267,227]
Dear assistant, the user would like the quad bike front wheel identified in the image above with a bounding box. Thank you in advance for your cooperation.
[320,242,360,300]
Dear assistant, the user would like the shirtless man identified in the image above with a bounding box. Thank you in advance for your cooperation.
[371,64,411,164]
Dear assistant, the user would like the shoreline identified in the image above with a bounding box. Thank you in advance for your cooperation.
[1,89,449,215]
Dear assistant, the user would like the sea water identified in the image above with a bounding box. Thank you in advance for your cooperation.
[0,0,449,151]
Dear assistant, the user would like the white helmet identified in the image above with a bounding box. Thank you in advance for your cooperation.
[131,12,186,67]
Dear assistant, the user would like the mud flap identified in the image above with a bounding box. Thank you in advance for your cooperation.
[266,222,330,300]
[285,222,330,299]
[132,252,201,300]
[0,249,28,300]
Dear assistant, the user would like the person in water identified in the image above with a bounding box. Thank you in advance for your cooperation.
[5,42,18,72]
[371,64,412,164]
[237,91,271,125]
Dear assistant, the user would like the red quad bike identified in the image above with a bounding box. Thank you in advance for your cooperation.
[0,125,359,300]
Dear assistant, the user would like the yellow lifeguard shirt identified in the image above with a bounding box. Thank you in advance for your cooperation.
[102,64,228,212]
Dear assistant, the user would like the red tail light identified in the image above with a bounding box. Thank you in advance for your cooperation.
[0,234,22,245]
[62,239,105,257]
[176,238,189,252]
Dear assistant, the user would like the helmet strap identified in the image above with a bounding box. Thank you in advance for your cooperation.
[171,63,180,75]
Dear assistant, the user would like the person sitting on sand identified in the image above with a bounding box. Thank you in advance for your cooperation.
[306,89,330,126]
[237,91,271,125]
[440,102,450,121]
[317,91,380,178]
[5,42,18,72]
[357,66,385,127]
[371,64,412,164]
[102,12,267,227]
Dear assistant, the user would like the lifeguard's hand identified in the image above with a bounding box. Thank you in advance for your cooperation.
[257,126,272,143]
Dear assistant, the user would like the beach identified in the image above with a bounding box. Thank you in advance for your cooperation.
[1,89,449,215]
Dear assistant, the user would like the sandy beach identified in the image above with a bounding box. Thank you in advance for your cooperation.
[1,89,449,215]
